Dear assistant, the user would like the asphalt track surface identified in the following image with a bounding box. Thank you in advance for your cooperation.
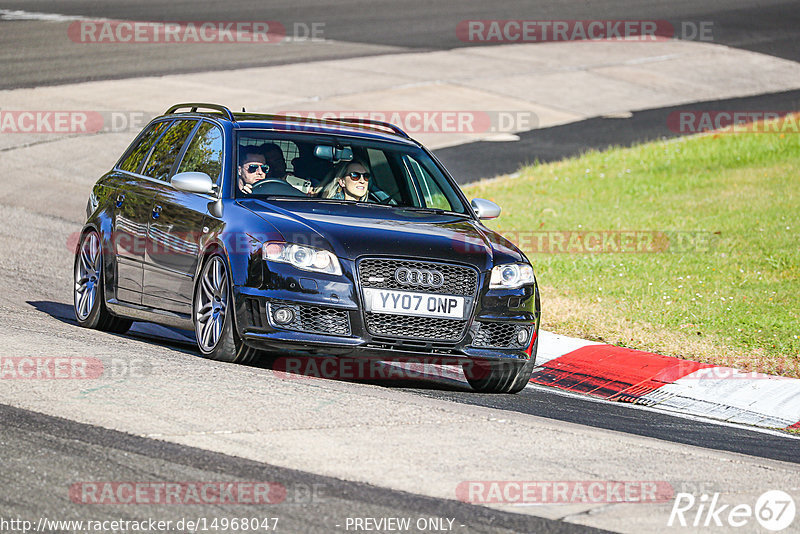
[2,403,604,534]
[1,0,799,88]
[2,0,798,179]
[243,353,800,465]
[13,305,800,466]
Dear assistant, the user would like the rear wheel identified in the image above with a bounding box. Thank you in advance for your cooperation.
[463,338,538,394]
[73,230,132,334]
[193,254,258,363]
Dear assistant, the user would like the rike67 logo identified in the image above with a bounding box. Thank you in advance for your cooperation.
[668,490,796,531]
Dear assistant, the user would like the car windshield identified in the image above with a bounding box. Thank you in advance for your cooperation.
[234,131,469,214]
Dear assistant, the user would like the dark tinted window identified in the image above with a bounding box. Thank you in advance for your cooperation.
[118,121,170,174]
[177,122,224,183]
[142,120,197,181]
[236,132,467,213]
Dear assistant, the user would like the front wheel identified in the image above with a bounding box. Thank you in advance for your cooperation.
[193,254,258,363]
[463,338,538,394]
[73,230,132,334]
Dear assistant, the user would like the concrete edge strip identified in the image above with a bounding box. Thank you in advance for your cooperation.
[532,331,800,430]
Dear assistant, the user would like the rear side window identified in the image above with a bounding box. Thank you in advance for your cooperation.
[177,122,224,183]
[118,121,170,174]
[141,119,197,181]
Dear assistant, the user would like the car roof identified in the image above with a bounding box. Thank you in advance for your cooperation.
[159,103,420,147]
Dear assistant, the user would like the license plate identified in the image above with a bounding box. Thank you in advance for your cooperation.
[364,288,466,319]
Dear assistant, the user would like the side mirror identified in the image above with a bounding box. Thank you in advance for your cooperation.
[171,172,214,194]
[471,198,501,220]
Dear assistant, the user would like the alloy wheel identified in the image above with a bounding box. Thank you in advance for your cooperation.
[195,256,229,352]
[74,232,101,320]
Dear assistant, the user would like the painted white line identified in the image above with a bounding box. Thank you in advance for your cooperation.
[0,9,109,22]
[638,367,800,427]
[524,382,800,440]
[0,9,331,45]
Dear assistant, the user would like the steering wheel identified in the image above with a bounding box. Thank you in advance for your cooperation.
[250,179,306,197]
[368,189,398,205]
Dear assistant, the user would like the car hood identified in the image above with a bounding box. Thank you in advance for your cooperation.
[238,199,524,270]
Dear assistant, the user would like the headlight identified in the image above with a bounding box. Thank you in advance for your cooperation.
[489,263,535,289]
[262,242,342,275]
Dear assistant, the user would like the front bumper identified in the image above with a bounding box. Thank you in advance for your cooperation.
[233,275,540,363]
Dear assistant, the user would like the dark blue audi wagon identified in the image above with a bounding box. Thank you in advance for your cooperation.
[74,103,540,393]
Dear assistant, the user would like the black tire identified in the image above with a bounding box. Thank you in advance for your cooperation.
[73,230,132,334]
[463,338,538,394]
[193,253,258,363]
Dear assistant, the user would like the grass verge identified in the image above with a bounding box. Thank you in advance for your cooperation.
[463,118,799,377]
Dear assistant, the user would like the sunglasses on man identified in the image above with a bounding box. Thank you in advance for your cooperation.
[244,163,269,173]
[347,171,371,181]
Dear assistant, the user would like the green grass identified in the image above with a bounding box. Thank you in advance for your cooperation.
[464,125,800,375]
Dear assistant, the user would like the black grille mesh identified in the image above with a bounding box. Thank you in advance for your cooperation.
[472,322,531,349]
[269,302,350,336]
[358,258,478,342]
[364,313,465,341]
[358,258,477,296]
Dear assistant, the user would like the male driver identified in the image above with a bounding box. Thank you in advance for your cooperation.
[237,145,269,194]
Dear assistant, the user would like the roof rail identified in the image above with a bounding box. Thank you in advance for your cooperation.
[324,117,410,139]
[165,103,235,122]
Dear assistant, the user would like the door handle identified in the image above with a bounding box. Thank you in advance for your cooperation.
[152,205,162,219]
[115,194,125,208]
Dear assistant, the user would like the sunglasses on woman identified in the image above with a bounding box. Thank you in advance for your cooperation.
[245,163,269,173]
[347,171,371,181]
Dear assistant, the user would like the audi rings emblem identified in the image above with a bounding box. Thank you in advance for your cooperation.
[395,267,445,288]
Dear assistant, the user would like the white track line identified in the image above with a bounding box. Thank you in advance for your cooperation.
[525,382,800,440]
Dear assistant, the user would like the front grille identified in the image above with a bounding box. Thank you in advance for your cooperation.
[358,258,477,296]
[358,258,479,342]
[268,302,351,336]
[472,322,532,349]
[365,313,465,341]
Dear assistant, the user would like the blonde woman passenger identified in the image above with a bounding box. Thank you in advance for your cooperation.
[321,160,371,201]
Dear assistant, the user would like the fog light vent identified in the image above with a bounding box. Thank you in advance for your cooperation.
[516,328,529,345]
[273,307,295,325]
[472,322,532,349]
